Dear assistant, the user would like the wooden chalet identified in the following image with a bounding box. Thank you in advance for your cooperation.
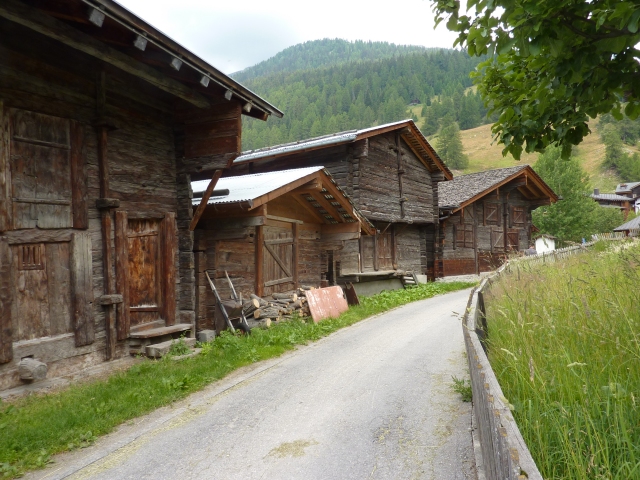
[591,189,632,217]
[227,120,453,291]
[438,165,558,276]
[191,167,374,332]
[0,0,282,390]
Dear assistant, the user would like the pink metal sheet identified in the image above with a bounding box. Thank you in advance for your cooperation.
[305,286,349,323]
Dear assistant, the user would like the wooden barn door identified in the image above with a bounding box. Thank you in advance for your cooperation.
[260,219,298,296]
[115,212,176,337]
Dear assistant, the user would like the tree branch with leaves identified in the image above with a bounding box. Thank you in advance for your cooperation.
[433,0,640,159]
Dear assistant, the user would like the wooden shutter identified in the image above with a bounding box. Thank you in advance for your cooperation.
[464,224,474,248]
[485,203,499,225]
[115,210,130,340]
[70,232,94,347]
[492,227,504,252]
[464,205,474,223]
[507,230,520,251]
[511,206,524,226]
[455,224,464,248]
[70,121,88,229]
[0,238,13,363]
[162,212,177,326]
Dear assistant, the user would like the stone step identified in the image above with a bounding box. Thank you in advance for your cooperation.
[129,323,192,339]
[146,337,197,358]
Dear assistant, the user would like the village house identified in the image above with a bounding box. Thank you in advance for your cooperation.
[438,165,558,276]
[0,0,281,391]
[190,167,375,332]
[223,120,453,294]
[590,189,632,216]
[615,181,640,213]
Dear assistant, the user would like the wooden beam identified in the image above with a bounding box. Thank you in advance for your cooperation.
[292,194,326,223]
[255,224,264,297]
[162,212,177,326]
[0,102,11,233]
[190,169,222,231]
[0,0,210,109]
[115,211,130,341]
[0,238,13,363]
[310,191,346,223]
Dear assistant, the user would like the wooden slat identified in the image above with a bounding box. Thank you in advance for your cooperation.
[293,194,326,223]
[292,223,299,288]
[0,101,9,233]
[264,238,294,245]
[0,0,210,109]
[102,211,116,359]
[162,212,177,326]
[70,232,94,347]
[70,121,87,229]
[190,169,222,231]
[255,224,264,297]
[264,276,294,287]
[115,210,130,340]
[0,238,12,363]
[264,243,293,278]
[265,214,304,224]
[310,191,345,223]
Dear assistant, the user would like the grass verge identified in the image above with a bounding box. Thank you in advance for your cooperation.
[0,281,474,478]
[485,240,640,479]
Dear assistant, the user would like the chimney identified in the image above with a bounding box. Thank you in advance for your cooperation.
[594,188,600,195]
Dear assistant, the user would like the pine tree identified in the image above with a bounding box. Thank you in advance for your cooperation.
[434,118,469,169]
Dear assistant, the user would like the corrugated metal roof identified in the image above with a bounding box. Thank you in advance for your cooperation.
[591,193,630,202]
[191,166,323,206]
[234,119,414,164]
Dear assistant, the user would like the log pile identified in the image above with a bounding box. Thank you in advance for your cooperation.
[242,286,314,327]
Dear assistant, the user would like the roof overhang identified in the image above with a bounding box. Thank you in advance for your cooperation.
[444,166,559,214]
[1,0,282,119]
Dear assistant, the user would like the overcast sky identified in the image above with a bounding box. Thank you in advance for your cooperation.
[116,0,459,74]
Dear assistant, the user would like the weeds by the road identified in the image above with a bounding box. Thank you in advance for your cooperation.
[0,281,473,478]
[486,240,640,479]
[451,376,472,402]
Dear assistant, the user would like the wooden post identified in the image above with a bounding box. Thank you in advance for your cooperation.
[101,211,116,358]
[70,121,88,229]
[503,193,509,253]
[162,212,177,326]
[255,224,264,297]
[373,230,379,271]
[292,222,299,288]
[0,238,13,363]
[0,101,11,233]
[115,211,130,340]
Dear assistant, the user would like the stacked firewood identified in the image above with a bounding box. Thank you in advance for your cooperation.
[242,287,314,327]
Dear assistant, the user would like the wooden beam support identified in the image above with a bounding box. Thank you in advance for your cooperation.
[292,222,299,289]
[0,0,210,109]
[190,169,223,231]
[293,194,326,223]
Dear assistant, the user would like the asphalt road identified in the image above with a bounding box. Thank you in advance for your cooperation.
[31,288,476,480]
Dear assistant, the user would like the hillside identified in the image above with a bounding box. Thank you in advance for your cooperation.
[456,122,631,192]
[231,39,430,84]
[239,46,487,151]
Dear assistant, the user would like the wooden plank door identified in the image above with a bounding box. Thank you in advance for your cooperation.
[116,213,176,334]
[262,220,296,295]
[377,232,394,270]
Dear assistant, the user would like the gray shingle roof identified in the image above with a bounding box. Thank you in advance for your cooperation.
[614,215,640,231]
[438,165,528,208]
[591,193,630,202]
[615,181,640,194]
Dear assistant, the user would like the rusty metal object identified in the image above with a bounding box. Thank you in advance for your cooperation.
[305,286,349,323]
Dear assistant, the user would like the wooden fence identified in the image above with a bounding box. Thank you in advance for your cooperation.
[465,234,636,478]
[464,272,543,480]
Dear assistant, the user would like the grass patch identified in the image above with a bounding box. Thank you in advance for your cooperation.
[0,281,474,478]
[485,240,640,479]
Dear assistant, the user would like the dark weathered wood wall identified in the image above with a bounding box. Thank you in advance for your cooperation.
[441,188,534,276]
[0,17,243,390]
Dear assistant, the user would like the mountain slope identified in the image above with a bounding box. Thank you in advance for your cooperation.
[239,47,486,151]
[231,38,429,84]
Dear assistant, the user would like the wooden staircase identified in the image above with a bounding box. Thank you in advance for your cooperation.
[400,271,420,288]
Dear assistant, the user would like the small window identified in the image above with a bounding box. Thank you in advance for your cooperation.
[18,244,45,270]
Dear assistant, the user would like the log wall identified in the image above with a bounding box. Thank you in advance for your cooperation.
[0,18,241,390]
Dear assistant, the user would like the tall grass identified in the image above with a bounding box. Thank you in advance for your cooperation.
[485,240,640,479]
[0,281,473,478]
